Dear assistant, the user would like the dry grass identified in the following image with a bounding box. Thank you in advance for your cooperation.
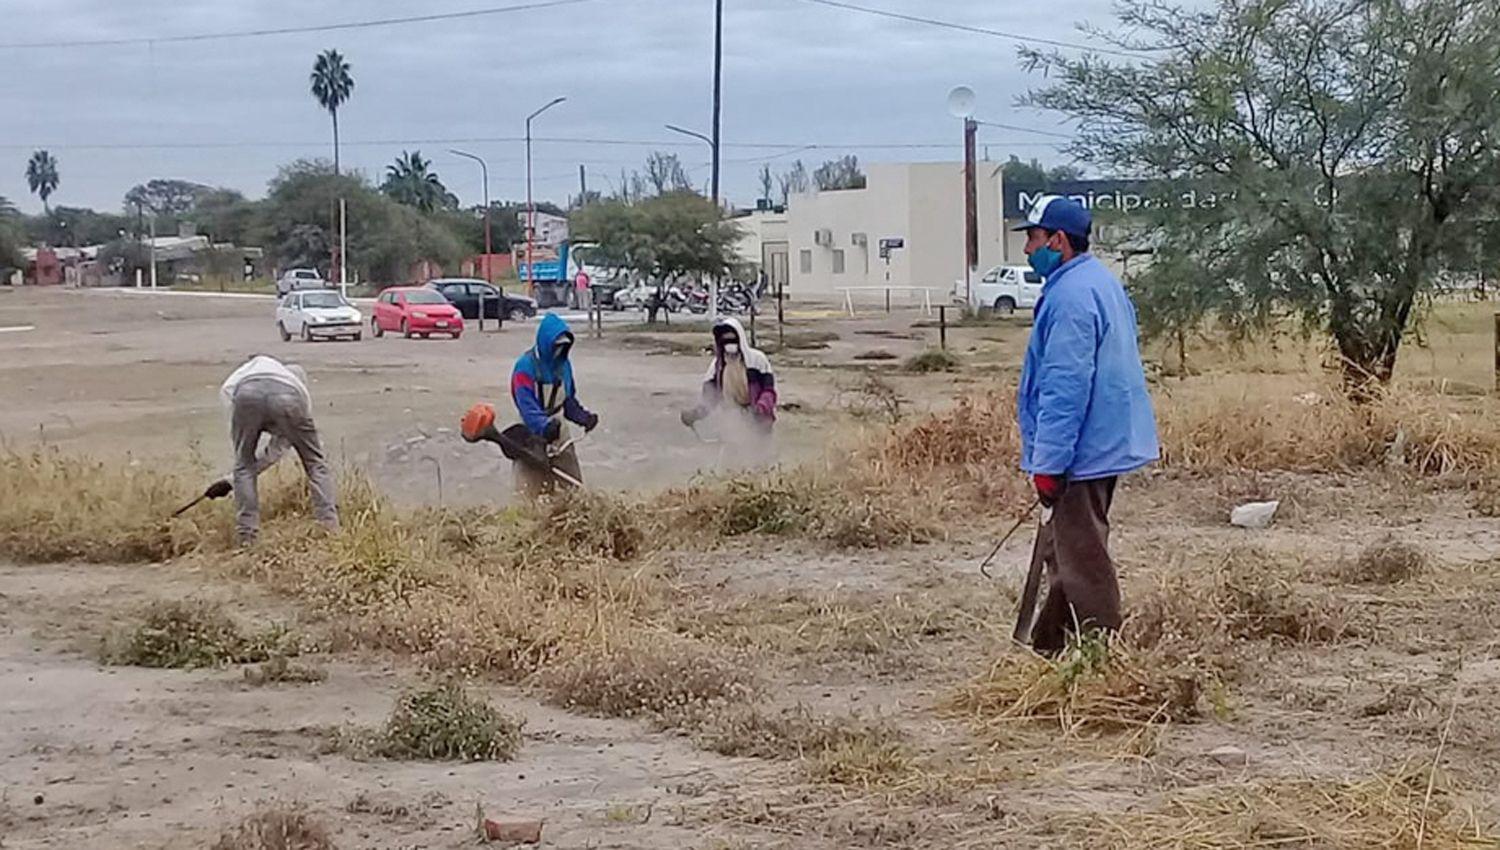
[0,450,199,563]
[1127,547,1355,665]
[101,600,297,669]
[243,655,327,685]
[694,704,911,786]
[336,682,523,762]
[904,349,962,373]
[947,632,1202,744]
[535,635,758,721]
[1155,380,1500,478]
[1047,766,1496,849]
[212,805,335,850]
[1343,536,1430,585]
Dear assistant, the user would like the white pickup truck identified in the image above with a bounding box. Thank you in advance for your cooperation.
[276,268,328,297]
[955,265,1044,315]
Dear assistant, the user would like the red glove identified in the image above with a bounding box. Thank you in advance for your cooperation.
[1033,474,1066,508]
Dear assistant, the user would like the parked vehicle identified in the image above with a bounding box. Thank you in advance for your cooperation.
[275,268,327,297]
[276,290,363,342]
[370,287,464,339]
[425,278,538,322]
[958,265,1043,315]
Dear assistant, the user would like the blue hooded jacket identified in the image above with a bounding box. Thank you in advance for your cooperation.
[1018,253,1159,480]
[511,314,593,437]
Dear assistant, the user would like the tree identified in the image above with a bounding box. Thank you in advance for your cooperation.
[758,164,774,205]
[26,206,131,247]
[381,150,455,212]
[25,150,59,213]
[0,196,22,269]
[571,192,743,323]
[124,179,209,218]
[1025,0,1500,393]
[813,155,866,191]
[190,188,256,245]
[309,49,355,175]
[642,151,692,196]
[778,160,809,205]
[999,155,1083,187]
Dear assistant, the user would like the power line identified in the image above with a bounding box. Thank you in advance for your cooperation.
[0,135,1066,152]
[797,0,1144,59]
[0,0,597,49]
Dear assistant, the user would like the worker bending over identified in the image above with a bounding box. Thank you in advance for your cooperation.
[680,317,777,433]
[220,354,338,545]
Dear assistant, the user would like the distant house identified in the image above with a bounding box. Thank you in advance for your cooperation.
[20,232,265,287]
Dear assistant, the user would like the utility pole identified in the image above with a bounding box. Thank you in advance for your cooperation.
[710,0,724,318]
[339,198,348,297]
[578,164,588,206]
[964,117,979,307]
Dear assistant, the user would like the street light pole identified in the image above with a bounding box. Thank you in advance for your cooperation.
[450,148,491,282]
[525,96,567,301]
[665,121,722,317]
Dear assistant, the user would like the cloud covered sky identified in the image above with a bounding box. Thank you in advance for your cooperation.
[0,0,1171,214]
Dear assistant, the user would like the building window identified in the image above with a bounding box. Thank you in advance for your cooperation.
[799,249,812,274]
[832,249,846,274]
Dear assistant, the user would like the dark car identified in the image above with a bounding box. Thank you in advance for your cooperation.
[425,278,538,322]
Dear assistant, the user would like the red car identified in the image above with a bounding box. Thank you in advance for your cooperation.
[371,287,465,339]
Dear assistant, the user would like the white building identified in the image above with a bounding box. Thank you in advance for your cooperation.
[732,208,788,292]
[778,161,1010,302]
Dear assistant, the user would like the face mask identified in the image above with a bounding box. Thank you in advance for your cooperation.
[1028,245,1064,278]
[553,343,571,361]
[723,343,740,357]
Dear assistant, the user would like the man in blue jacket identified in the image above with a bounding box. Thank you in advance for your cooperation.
[1014,195,1160,654]
[510,314,599,496]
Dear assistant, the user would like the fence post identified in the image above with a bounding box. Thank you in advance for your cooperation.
[885,287,891,314]
[477,295,486,332]
[1494,312,1499,393]
[939,305,947,351]
[777,283,785,349]
[749,302,757,348]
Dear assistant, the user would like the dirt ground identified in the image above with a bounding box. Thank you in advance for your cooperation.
[4,286,1500,848]
[0,287,964,507]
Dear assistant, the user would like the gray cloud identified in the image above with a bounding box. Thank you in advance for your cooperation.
[0,0,1161,214]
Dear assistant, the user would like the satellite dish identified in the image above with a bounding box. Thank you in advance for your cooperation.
[946,86,977,119]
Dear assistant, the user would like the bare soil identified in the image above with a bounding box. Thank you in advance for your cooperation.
[4,287,1500,847]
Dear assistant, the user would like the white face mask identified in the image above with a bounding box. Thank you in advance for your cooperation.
[723,342,740,357]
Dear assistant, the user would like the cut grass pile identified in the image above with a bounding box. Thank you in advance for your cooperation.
[1047,766,1497,849]
[947,632,1202,743]
[102,600,298,669]
[336,682,523,762]
[243,655,327,685]
[536,636,758,721]
[695,704,911,786]
[904,349,961,373]
[211,805,335,850]
[1342,536,1429,585]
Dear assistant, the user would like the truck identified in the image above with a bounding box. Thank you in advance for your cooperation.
[515,240,617,309]
[954,265,1044,315]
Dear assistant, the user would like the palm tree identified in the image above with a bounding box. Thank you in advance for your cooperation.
[25,150,59,213]
[309,49,354,175]
[382,150,451,212]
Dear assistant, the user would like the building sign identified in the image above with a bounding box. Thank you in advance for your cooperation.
[1003,180,1232,219]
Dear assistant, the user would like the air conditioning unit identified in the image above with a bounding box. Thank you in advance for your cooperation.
[814,228,834,247]
[851,232,868,247]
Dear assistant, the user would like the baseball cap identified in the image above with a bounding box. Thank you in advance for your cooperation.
[1011,194,1092,239]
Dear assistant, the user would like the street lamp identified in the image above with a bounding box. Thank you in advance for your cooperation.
[525,96,567,299]
[449,149,492,282]
[665,123,722,316]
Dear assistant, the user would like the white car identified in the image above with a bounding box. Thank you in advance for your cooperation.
[276,290,363,342]
[276,268,326,297]
[959,265,1044,315]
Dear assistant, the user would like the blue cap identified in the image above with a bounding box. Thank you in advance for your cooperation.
[1010,194,1092,239]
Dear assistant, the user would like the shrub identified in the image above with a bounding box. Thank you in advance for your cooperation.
[102,601,296,669]
[362,682,523,762]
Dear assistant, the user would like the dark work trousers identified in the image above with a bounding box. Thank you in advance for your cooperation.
[1029,476,1121,655]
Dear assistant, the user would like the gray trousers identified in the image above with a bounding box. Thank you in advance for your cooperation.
[231,377,338,542]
